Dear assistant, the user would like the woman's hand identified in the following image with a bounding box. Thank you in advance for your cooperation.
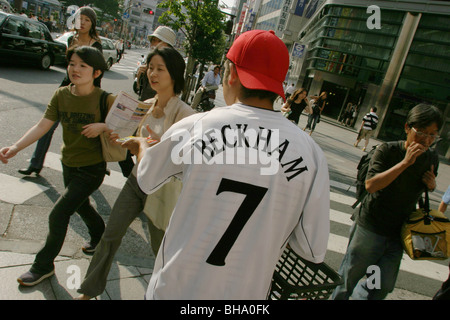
[108,131,123,145]
[145,124,160,144]
[0,145,19,164]
[81,123,108,138]
[122,137,148,155]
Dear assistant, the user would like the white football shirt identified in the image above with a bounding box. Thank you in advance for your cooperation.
[137,103,330,299]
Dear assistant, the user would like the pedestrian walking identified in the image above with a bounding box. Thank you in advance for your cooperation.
[304,91,327,136]
[354,107,378,151]
[17,6,105,177]
[332,103,443,300]
[75,46,195,300]
[280,87,312,125]
[137,26,176,101]
[115,39,124,62]
[0,46,112,287]
[134,29,330,299]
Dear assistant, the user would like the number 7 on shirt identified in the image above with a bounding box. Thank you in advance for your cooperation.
[206,178,268,266]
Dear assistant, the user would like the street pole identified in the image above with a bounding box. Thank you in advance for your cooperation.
[119,5,133,40]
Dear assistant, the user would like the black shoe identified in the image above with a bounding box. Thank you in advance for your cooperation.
[18,167,41,176]
[17,270,54,286]
[82,242,98,254]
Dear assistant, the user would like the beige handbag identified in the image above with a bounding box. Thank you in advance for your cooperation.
[143,177,182,231]
[99,91,127,162]
[99,132,127,162]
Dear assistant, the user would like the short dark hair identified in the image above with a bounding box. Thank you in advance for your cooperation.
[66,46,107,87]
[406,103,443,130]
[146,46,185,95]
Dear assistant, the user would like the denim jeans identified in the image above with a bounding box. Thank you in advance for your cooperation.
[305,113,320,131]
[331,223,403,300]
[30,162,106,274]
[30,121,59,170]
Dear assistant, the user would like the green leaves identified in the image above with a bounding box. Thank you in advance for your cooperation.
[158,0,227,64]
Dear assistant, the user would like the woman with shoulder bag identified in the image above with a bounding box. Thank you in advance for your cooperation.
[1,46,112,286]
[280,87,312,125]
[304,91,327,136]
[18,7,106,177]
[75,46,195,300]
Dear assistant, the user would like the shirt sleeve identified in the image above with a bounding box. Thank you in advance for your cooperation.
[201,72,211,87]
[137,118,193,194]
[366,143,390,180]
[443,185,450,204]
[288,146,330,264]
[43,89,60,122]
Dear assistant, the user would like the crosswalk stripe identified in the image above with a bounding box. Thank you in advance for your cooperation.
[0,173,49,205]
[330,191,356,206]
[330,179,356,193]
[44,152,127,189]
[330,209,353,226]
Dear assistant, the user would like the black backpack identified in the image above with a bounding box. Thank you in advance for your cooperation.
[351,145,379,209]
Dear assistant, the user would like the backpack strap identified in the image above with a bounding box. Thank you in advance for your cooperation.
[99,91,110,122]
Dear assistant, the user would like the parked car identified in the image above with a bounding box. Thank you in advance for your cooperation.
[100,36,118,70]
[0,12,67,70]
[55,32,118,70]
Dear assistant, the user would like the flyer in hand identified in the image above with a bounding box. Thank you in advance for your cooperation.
[105,91,152,138]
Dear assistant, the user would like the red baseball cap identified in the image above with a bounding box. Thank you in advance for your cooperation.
[226,30,289,101]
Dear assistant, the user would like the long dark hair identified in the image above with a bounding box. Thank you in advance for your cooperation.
[146,46,185,95]
[73,7,100,42]
[288,87,307,104]
[66,46,107,87]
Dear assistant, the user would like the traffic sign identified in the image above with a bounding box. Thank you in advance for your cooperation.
[292,42,305,58]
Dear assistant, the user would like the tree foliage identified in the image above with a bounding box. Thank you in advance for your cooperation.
[158,0,227,66]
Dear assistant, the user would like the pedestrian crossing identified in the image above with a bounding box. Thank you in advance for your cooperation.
[2,151,449,288]
[108,51,146,75]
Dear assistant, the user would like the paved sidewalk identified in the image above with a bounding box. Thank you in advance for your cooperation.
[0,238,154,300]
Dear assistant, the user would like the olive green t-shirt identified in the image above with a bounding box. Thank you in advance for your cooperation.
[44,85,115,167]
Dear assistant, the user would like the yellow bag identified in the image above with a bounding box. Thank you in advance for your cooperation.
[401,191,450,260]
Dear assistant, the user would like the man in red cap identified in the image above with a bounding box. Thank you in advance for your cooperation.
[135,30,330,299]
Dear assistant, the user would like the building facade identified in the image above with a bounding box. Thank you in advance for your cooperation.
[6,0,62,19]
